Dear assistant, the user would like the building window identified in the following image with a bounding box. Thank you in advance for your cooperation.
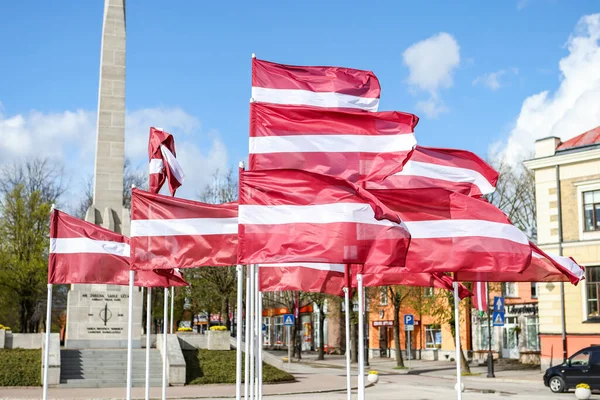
[586,266,600,319]
[380,288,388,306]
[531,283,538,299]
[424,287,434,297]
[274,316,284,345]
[525,316,539,351]
[479,317,496,349]
[584,190,600,231]
[425,324,442,349]
[504,283,518,298]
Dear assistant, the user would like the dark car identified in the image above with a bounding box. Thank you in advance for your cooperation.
[544,346,600,393]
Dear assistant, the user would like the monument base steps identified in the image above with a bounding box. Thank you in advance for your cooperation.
[60,348,162,388]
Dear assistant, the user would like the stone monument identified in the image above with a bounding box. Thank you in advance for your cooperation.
[65,0,143,349]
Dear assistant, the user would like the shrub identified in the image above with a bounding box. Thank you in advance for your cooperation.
[0,349,42,386]
[209,325,227,331]
[177,327,193,332]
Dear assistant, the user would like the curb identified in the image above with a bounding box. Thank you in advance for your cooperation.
[422,373,543,385]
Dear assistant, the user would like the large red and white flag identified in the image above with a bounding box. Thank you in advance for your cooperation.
[249,103,418,182]
[238,169,410,266]
[472,282,488,311]
[456,242,585,285]
[130,189,238,270]
[366,146,499,197]
[252,58,381,111]
[259,263,346,297]
[352,265,472,299]
[148,127,185,196]
[48,209,188,287]
[369,188,531,274]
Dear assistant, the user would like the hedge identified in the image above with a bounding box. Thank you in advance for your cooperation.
[0,349,41,386]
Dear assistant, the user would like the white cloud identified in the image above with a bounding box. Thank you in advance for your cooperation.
[0,102,228,203]
[517,0,529,10]
[402,32,460,118]
[473,68,519,91]
[497,14,600,163]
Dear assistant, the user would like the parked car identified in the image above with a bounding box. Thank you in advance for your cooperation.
[544,346,600,393]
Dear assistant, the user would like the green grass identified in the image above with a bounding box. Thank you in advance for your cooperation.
[393,366,409,370]
[0,349,41,386]
[183,349,295,385]
[461,372,482,376]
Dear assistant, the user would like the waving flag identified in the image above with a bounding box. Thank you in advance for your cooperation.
[258,263,346,296]
[366,146,498,197]
[249,103,418,182]
[48,209,187,287]
[369,188,531,274]
[238,169,410,266]
[472,282,488,311]
[130,189,238,270]
[252,58,381,111]
[148,127,185,196]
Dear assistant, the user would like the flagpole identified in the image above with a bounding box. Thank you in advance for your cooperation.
[343,287,351,400]
[486,282,494,378]
[162,287,168,400]
[254,266,260,400]
[249,264,255,400]
[236,265,244,400]
[357,274,365,400]
[42,283,52,400]
[126,270,134,400]
[257,289,263,400]
[170,287,174,333]
[453,282,463,400]
[145,287,152,400]
[245,265,251,399]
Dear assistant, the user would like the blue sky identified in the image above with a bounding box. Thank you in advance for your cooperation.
[1,1,600,202]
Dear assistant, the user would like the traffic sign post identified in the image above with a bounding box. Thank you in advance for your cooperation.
[283,314,294,368]
[492,297,505,327]
[404,315,414,367]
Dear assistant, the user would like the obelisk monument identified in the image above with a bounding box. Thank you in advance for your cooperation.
[65,0,143,349]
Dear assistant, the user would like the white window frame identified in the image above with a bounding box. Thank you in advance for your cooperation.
[525,316,540,351]
[380,288,388,306]
[505,282,518,298]
[575,180,600,241]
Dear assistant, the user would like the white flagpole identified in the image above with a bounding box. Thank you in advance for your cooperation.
[162,287,168,400]
[42,283,52,400]
[257,289,263,400]
[357,274,365,400]
[245,266,251,399]
[236,265,244,400]
[453,282,463,400]
[126,270,134,400]
[145,287,152,400]
[343,287,351,400]
[249,264,255,399]
[254,266,259,400]
[170,287,174,333]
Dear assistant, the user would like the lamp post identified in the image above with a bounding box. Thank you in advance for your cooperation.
[486,282,495,378]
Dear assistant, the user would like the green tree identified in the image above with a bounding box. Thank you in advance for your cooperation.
[0,185,52,332]
[387,286,417,367]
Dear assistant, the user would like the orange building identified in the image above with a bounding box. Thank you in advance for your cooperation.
[368,288,471,361]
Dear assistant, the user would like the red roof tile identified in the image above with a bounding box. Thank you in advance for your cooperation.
[557,126,600,151]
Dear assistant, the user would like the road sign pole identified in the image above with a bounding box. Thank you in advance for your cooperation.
[287,325,291,369]
[407,329,411,370]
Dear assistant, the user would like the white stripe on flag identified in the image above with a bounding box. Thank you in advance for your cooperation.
[251,87,380,111]
[131,217,239,237]
[50,238,130,257]
[160,145,185,184]
[259,263,346,273]
[476,282,485,311]
[239,203,398,227]
[249,133,416,154]
[547,253,585,280]
[149,159,164,174]
[404,220,529,245]
[396,160,495,195]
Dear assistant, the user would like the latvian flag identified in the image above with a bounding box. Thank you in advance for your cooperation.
[252,58,381,111]
[49,209,188,287]
[472,282,488,312]
[148,127,185,196]
[238,169,410,267]
[259,263,346,297]
[130,189,238,270]
[249,103,418,183]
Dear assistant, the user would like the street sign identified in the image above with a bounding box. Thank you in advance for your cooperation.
[492,311,505,326]
[262,323,267,332]
[283,314,295,326]
[493,296,505,312]
[404,314,414,331]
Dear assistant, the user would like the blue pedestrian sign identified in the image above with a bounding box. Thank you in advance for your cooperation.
[262,323,267,332]
[492,311,505,326]
[283,314,295,326]
[404,314,414,331]
[493,296,505,312]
